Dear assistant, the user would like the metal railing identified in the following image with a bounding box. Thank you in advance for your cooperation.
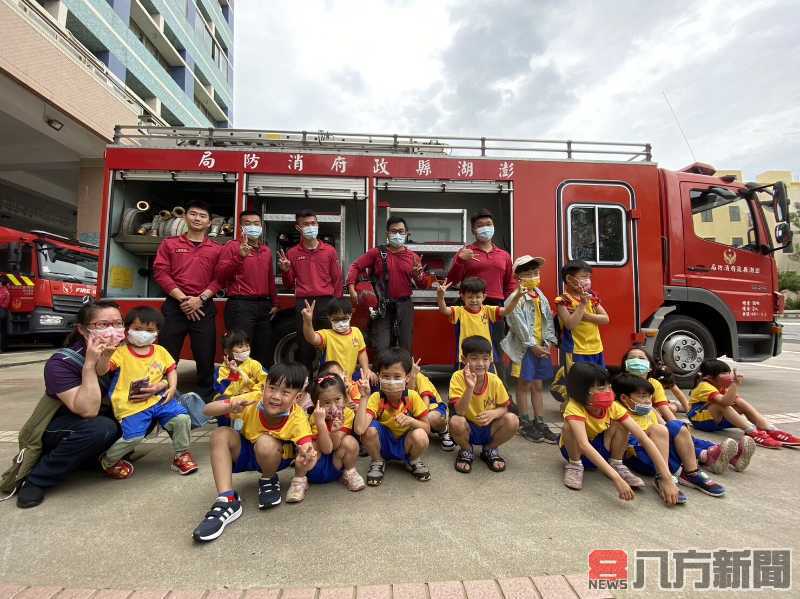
[8,0,167,126]
[112,126,653,162]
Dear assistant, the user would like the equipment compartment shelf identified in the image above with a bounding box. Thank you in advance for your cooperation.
[114,234,232,256]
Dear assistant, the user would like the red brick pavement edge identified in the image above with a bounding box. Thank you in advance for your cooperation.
[0,577,613,599]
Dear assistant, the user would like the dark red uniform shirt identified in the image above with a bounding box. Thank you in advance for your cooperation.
[446,243,515,300]
[217,240,277,303]
[153,235,222,297]
[347,246,432,299]
[282,241,343,298]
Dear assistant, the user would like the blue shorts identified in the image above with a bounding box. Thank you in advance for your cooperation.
[429,402,447,418]
[570,352,605,368]
[688,403,734,432]
[120,400,188,441]
[468,421,494,446]
[307,452,342,484]
[233,433,294,474]
[514,349,555,382]
[371,421,408,462]
[625,419,686,476]
[559,430,610,469]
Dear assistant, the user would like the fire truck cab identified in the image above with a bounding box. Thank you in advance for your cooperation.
[98,128,791,381]
[0,227,98,347]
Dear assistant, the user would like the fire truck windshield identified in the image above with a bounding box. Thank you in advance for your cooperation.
[37,246,98,285]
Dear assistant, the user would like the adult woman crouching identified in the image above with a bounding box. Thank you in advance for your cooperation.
[2,300,124,508]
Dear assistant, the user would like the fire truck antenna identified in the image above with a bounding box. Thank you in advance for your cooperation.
[662,91,697,162]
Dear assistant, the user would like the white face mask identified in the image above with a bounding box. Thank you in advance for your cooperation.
[475,225,494,241]
[127,329,157,347]
[380,378,405,393]
[301,225,318,239]
[331,319,351,333]
[387,233,406,247]
[242,224,262,238]
[232,351,250,362]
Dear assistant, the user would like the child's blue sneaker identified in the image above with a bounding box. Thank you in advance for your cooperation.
[679,469,725,497]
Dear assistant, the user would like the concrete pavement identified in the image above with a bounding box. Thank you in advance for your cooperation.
[1,344,800,597]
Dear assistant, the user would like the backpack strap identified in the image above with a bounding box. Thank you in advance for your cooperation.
[56,347,86,369]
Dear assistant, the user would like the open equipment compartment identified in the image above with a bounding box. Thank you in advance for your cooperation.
[244,175,368,292]
[375,179,513,303]
[104,170,238,298]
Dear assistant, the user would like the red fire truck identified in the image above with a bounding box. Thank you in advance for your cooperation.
[97,127,792,381]
[0,227,98,348]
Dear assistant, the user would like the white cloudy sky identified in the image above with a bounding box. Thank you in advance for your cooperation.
[234,0,800,180]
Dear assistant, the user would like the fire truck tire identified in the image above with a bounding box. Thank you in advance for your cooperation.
[654,315,716,386]
[271,317,299,366]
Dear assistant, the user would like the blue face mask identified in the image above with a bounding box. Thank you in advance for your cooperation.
[475,225,494,241]
[632,403,652,416]
[301,225,318,240]
[625,358,650,376]
[388,233,406,247]
[242,224,262,238]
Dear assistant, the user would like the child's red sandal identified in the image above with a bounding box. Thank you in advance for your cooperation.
[103,459,134,480]
[172,451,199,475]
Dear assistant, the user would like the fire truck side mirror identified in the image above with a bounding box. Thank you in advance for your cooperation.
[775,222,793,253]
[773,182,789,223]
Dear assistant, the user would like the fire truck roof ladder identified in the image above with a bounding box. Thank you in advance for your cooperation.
[112,126,653,162]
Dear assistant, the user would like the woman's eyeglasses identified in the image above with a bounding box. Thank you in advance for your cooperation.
[87,320,125,330]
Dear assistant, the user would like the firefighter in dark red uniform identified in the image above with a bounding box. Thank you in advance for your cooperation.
[217,210,278,367]
[347,216,432,353]
[447,208,515,371]
[279,209,343,372]
[153,200,222,400]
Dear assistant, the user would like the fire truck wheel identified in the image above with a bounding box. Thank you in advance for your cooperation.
[654,315,716,387]
[271,317,299,366]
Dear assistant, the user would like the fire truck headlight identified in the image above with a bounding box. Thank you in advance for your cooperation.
[39,314,64,326]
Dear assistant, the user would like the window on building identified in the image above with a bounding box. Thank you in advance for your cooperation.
[691,188,757,251]
[567,204,627,265]
[130,20,169,71]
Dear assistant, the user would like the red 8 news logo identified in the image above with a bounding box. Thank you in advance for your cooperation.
[588,549,628,581]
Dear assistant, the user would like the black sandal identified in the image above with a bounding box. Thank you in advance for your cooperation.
[367,460,385,486]
[481,447,506,472]
[454,447,474,474]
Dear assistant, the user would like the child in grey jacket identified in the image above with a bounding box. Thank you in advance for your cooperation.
[500,255,559,443]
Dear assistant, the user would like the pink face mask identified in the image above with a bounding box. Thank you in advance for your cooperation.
[718,373,734,385]
[90,326,126,347]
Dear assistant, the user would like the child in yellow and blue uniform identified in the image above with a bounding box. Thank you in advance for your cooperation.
[213,330,267,428]
[406,356,455,451]
[302,297,374,383]
[449,336,519,474]
[689,359,799,449]
[613,373,722,500]
[437,276,523,365]
[305,373,365,492]
[620,346,749,474]
[192,362,318,543]
[96,306,196,479]
[354,347,432,486]
[558,362,681,506]
[551,261,609,403]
